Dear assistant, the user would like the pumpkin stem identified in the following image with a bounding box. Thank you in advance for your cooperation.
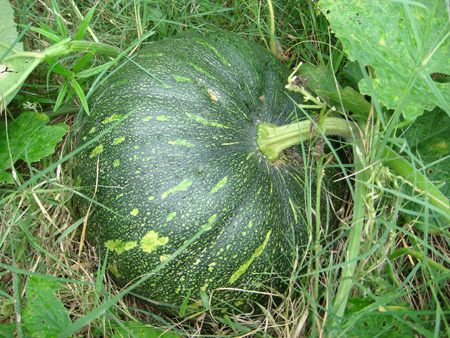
[256,67,450,222]
[256,117,357,162]
[257,63,359,161]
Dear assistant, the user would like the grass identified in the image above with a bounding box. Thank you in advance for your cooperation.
[1,0,449,337]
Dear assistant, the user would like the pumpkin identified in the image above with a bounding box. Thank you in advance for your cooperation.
[75,29,342,314]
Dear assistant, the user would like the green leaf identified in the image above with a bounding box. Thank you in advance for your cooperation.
[74,4,97,41]
[343,297,415,338]
[54,81,70,112]
[36,23,62,42]
[0,0,34,108]
[0,322,15,338]
[72,53,94,73]
[0,55,40,109]
[45,55,74,78]
[0,112,68,183]
[114,322,179,338]
[402,107,450,230]
[71,78,90,114]
[319,0,450,120]
[22,276,72,338]
[50,0,67,39]
[77,60,115,78]
[299,63,372,118]
[0,0,23,58]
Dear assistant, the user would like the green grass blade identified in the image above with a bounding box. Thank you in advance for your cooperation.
[71,78,89,115]
[32,23,61,43]
[54,81,70,112]
[50,0,67,39]
[74,4,98,41]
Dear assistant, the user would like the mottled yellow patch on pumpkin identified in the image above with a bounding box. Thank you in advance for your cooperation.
[140,230,169,253]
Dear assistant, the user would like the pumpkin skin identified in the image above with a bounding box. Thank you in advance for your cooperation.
[75,29,341,313]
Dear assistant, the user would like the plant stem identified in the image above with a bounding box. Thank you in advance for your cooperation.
[256,117,358,162]
[2,39,120,63]
[266,0,276,55]
[383,147,450,223]
[329,150,367,333]
[390,247,450,274]
[256,117,450,223]
[1,38,120,107]
[44,105,80,119]
[257,112,368,336]
[260,76,450,333]
[66,40,120,57]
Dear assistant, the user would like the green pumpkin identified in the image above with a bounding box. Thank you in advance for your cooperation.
[75,29,342,314]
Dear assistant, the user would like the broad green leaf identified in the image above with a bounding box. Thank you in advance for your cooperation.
[0,0,22,56]
[0,112,68,183]
[114,322,179,338]
[0,0,35,108]
[343,297,415,338]
[22,277,72,338]
[402,107,450,230]
[319,0,450,120]
[0,322,15,338]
